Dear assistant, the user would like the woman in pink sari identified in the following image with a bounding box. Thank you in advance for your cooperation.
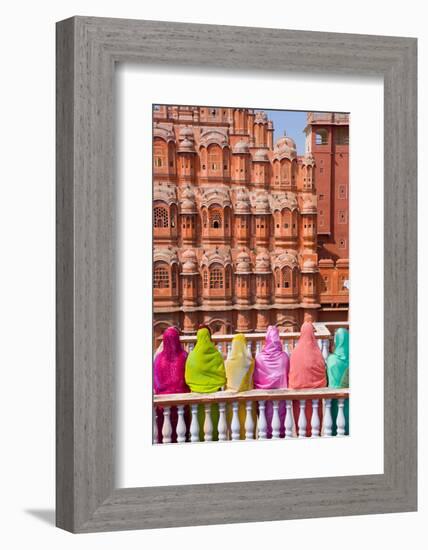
[153,326,189,442]
[289,321,327,436]
[254,325,289,437]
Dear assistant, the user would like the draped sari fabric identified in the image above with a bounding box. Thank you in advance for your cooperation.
[185,327,226,440]
[327,328,350,435]
[153,327,189,443]
[225,333,255,439]
[254,326,289,437]
[289,322,327,436]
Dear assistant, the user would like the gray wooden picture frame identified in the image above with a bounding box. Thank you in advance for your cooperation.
[56,16,417,533]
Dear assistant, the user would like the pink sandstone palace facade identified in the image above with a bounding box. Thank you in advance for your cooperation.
[152,106,349,345]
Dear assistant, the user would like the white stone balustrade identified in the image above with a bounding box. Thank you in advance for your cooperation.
[153,387,349,444]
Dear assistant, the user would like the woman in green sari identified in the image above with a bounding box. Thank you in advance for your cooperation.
[185,326,226,440]
[326,328,349,435]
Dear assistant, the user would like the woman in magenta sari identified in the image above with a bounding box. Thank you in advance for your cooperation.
[153,326,189,442]
[254,325,289,437]
[289,321,327,436]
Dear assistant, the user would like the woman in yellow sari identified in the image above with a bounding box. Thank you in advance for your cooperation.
[225,333,255,439]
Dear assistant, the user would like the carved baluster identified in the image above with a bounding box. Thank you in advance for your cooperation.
[176,405,186,443]
[272,400,280,439]
[324,399,333,436]
[217,342,223,356]
[298,400,307,437]
[190,404,199,442]
[226,342,232,357]
[317,338,323,350]
[311,399,320,437]
[218,402,228,441]
[256,340,262,354]
[204,403,213,442]
[153,407,158,444]
[188,342,194,352]
[245,401,255,440]
[285,400,294,438]
[283,340,290,355]
[162,406,172,444]
[247,341,252,356]
[322,339,330,362]
[337,398,346,436]
[258,400,267,440]
[231,401,240,441]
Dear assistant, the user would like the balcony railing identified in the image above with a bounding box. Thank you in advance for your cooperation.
[153,322,350,444]
[154,388,349,443]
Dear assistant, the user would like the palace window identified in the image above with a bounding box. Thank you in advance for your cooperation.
[153,206,169,228]
[203,270,208,289]
[202,210,208,229]
[315,129,328,145]
[154,144,166,167]
[335,127,349,145]
[210,268,224,289]
[208,145,221,173]
[210,210,222,229]
[154,266,169,289]
[282,268,291,289]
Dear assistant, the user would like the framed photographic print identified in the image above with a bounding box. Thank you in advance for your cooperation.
[56,16,417,532]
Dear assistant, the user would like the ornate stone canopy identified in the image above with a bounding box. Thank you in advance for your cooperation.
[273,134,297,161]
[234,187,251,214]
[153,183,177,205]
[200,187,232,209]
[199,128,229,148]
[255,250,271,273]
[235,249,252,273]
[154,247,179,265]
[201,247,232,268]
[232,140,250,155]
[179,186,197,214]
[270,192,298,212]
[153,122,176,143]
[272,250,299,269]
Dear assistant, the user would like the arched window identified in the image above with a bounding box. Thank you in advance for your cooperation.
[208,144,222,174]
[282,267,291,289]
[210,266,224,289]
[153,206,169,228]
[203,270,208,289]
[315,129,328,145]
[210,209,223,229]
[154,265,169,288]
[202,210,208,229]
[154,140,167,167]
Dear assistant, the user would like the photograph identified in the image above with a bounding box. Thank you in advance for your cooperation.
[152,105,350,443]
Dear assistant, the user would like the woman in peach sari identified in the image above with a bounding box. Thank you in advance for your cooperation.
[289,321,327,436]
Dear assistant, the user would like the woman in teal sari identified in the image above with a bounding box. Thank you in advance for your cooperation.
[185,326,226,440]
[326,328,349,435]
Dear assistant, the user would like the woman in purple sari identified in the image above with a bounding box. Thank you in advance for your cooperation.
[254,325,289,437]
[153,326,189,442]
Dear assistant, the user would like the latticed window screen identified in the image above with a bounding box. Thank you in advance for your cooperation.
[153,207,169,228]
[210,210,222,229]
[210,268,223,289]
[282,267,291,288]
[154,144,166,167]
[154,267,169,288]
[208,146,221,171]
[203,270,208,289]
